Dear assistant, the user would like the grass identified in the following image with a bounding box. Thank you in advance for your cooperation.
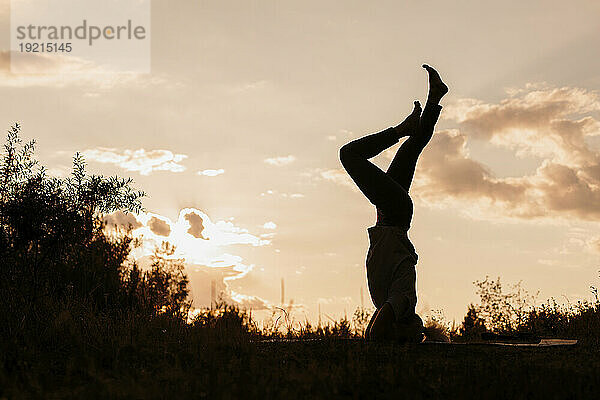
[2,302,599,399]
[3,334,598,399]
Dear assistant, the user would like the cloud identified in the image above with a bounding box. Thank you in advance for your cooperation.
[415,129,530,211]
[411,84,600,222]
[103,211,142,230]
[117,208,270,270]
[198,169,225,177]
[229,291,271,310]
[229,80,269,93]
[184,212,208,239]
[444,85,600,167]
[83,148,187,175]
[588,237,600,254]
[46,165,71,178]
[317,296,353,305]
[264,155,296,166]
[319,168,357,191]
[262,221,277,230]
[260,189,305,198]
[319,85,600,223]
[104,207,272,310]
[0,50,165,88]
[153,209,271,252]
[187,266,271,311]
[208,220,271,247]
[148,216,171,236]
[538,259,560,266]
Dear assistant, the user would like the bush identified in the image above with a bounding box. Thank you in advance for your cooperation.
[452,275,600,341]
[0,123,190,356]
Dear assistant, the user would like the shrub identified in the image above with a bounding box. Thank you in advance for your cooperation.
[0,124,190,354]
[452,275,600,341]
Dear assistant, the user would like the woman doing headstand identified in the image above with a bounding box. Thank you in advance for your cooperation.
[339,64,448,342]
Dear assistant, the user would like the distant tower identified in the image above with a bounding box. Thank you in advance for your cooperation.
[281,278,285,305]
[210,279,216,309]
[360,286,364,309]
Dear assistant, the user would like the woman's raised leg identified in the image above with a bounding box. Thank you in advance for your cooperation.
[385,65,448,191]
[339,103,421,214]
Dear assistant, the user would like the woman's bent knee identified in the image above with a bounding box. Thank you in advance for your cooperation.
[339,144,354,166]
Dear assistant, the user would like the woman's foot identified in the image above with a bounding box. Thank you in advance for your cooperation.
[394,101,422,137]
[422,64,448,104]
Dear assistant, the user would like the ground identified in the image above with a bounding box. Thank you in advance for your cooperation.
[5,339,598,399]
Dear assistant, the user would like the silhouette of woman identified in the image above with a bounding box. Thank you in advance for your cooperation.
[339,65,448,342]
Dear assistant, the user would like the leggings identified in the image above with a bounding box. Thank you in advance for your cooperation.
[339,102,442,228]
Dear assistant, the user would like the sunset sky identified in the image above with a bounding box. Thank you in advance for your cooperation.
[1,0,600,324]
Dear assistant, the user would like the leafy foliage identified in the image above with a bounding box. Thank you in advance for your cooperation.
[457,304,487,339]
[121,242,191,317]
[472,276,538,332]
[450,275,600,342]
[0,124,189,354]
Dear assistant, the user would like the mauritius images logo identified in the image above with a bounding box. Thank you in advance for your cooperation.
[10,0,151,73]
